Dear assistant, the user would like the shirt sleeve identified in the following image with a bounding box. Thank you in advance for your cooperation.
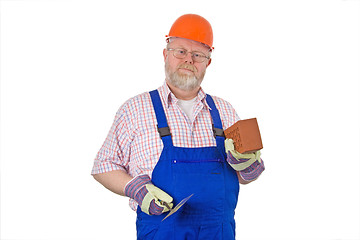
[91,102,132,175]
[212,96,241,131]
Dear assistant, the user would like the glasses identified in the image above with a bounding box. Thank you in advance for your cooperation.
[167,48,210,63]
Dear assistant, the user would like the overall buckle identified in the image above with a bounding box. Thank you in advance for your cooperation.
[212,124,225,138]
[157,125,171,138]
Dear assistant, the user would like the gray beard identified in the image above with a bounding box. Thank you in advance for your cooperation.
[165,63,205,91]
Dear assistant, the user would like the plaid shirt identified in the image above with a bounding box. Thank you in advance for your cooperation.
[92,82,240,210]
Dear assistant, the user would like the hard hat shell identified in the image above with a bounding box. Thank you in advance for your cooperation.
[166,14,214,50]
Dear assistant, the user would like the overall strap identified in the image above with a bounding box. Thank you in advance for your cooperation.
[206,94,226,153]
[149,90,173,147]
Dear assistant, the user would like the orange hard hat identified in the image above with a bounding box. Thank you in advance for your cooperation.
[166,14,214,50]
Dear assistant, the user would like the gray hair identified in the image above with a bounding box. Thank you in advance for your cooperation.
[166,37,212,57]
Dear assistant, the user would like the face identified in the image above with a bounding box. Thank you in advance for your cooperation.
[163,38,211,91]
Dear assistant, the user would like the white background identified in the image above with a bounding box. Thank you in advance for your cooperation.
[1,0,359,239]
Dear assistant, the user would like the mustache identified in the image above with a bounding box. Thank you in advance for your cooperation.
[177,64,197,72]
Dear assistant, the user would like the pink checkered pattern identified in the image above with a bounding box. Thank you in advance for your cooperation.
[91,82,240,210]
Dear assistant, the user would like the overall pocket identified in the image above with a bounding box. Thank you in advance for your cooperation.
[172,159,225,221]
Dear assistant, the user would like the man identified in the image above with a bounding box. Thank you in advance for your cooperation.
[92,14,265,240]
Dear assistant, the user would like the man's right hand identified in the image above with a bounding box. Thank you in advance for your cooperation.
[124,175,173,215]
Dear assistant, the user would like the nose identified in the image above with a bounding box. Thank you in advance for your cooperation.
[183,52,194,64]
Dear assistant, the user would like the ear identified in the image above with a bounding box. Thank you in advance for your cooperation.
[163,48,167,62]
[206,58,212,67]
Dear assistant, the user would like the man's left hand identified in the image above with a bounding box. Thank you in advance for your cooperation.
[225,139,265,181]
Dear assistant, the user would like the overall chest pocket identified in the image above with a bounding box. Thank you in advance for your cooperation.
[172,159,226,219]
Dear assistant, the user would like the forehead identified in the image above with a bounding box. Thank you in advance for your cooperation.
[169,37,210,52]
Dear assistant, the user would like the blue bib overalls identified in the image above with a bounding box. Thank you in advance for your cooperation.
[136,90,240,240]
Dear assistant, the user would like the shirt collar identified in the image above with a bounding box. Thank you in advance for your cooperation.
[158,81,211,110]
